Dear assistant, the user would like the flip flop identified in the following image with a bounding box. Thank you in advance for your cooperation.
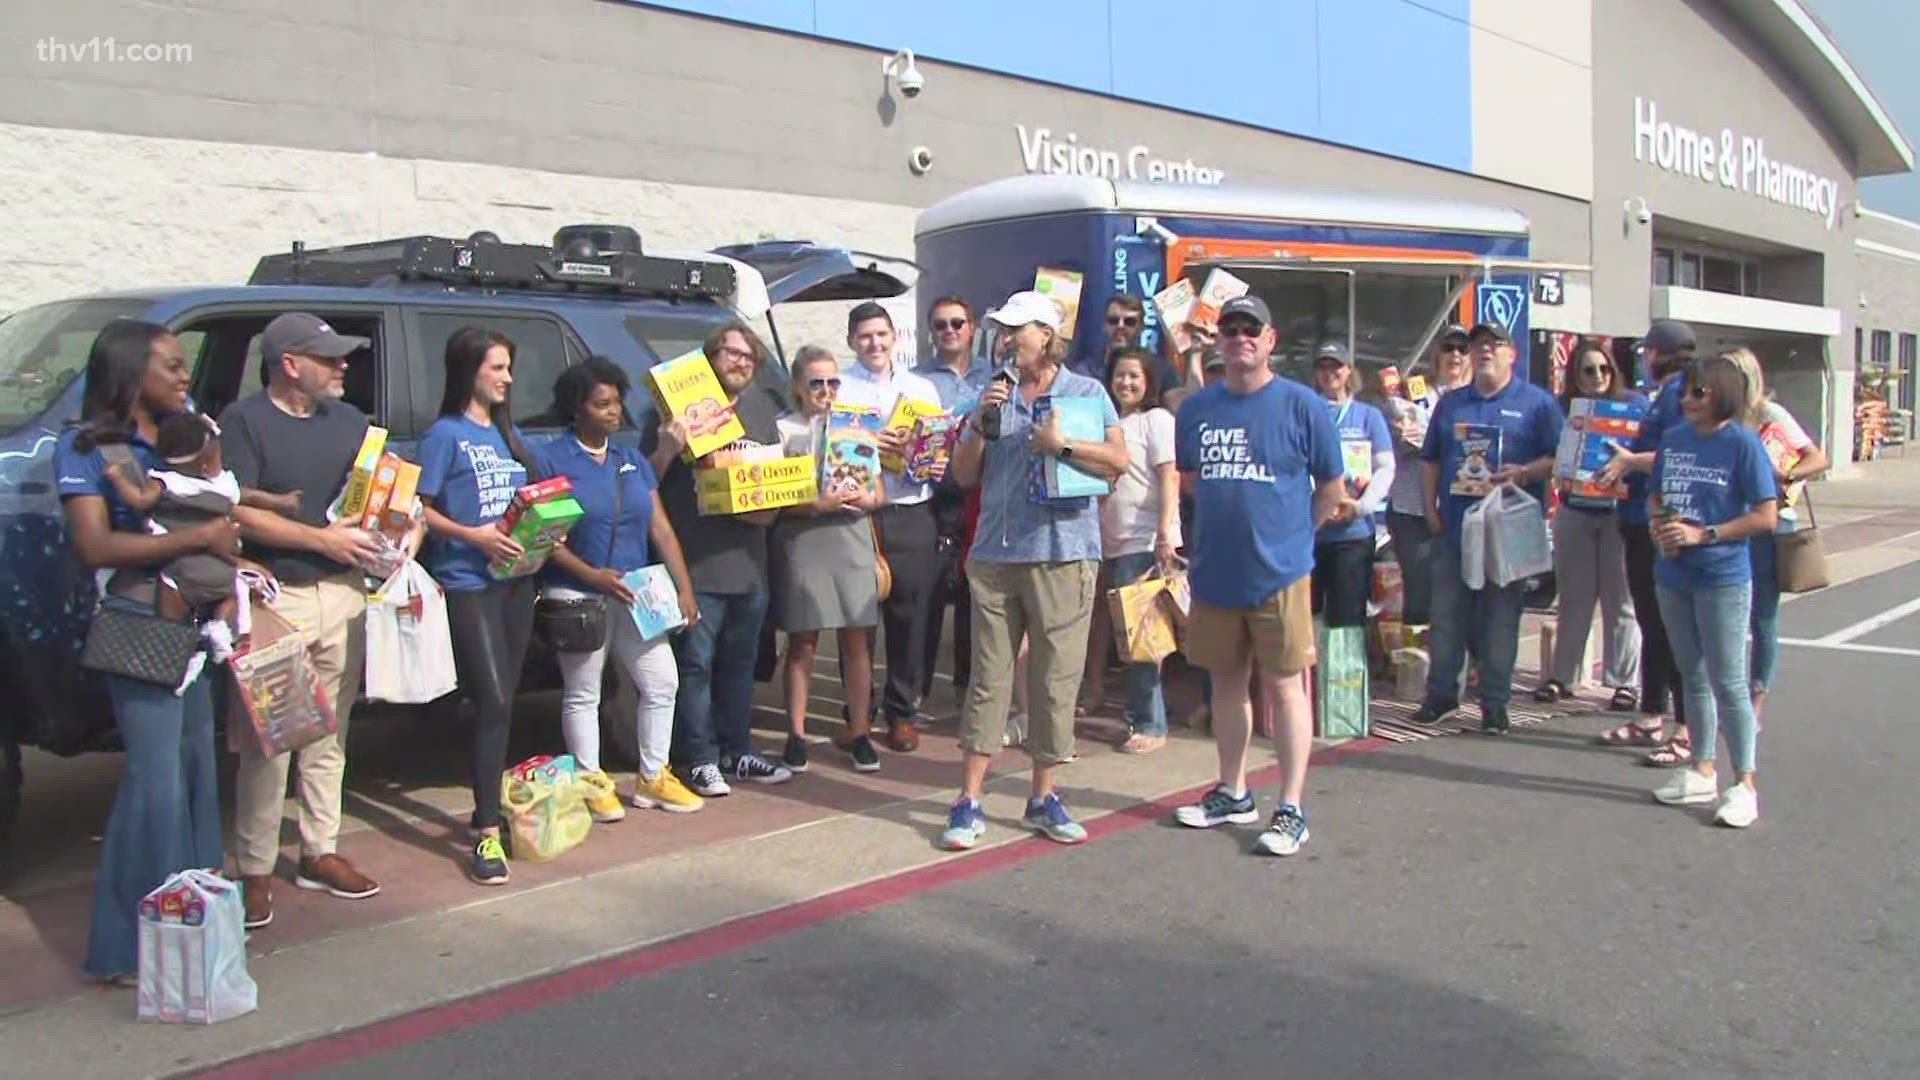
[1595,719,1665,747]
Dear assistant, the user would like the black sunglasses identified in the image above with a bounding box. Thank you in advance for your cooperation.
[932,318,969,332]
[1579,364,1612,376]
[1106,315,1141,328]
[1217,322,1262,339]
[807,377,842,391]
[1438,343,1469,354]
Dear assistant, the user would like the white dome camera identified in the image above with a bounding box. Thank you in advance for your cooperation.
[884,49,924,99]
[1624,196,1653,226]
[908,146,935,175]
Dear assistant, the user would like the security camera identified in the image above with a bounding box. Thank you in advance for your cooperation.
[883,49,924,99]
[1625,197,1652,226]
[908,145,935,175]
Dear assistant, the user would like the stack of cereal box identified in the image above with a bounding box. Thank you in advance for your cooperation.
[490,477,584,579]
[1555,398,1647,501]
[328,425,389,523]
[694,442,818,515]
[647,349,747,462]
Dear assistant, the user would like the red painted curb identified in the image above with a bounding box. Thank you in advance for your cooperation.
[194,737,1388,1078]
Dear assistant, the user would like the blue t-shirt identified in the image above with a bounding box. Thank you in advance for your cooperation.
[1176,376,1343,608]
[531,434,657,589]
[1620,374,1685,526]
[969,368,1120,565]
[1650,422,1778,590]
[1421,376,1565,540]
[1564,390,1651,515]
[54,427,163,535]
[415,415,530,591]
[1317,397,1393,545]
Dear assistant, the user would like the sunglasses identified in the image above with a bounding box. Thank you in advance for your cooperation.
[806,377,842,391]
[1579,364,1612,376]
[1106,315,1141,328]
[932,318,969,332]
[1438,343,1469,354]
[1217,322,1263,339]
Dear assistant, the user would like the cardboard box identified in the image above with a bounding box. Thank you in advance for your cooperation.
[1028,396,1112,502]
[1555,398,1646,501]
[359,453,403,529]
[1759,421,1807,508]
[1405,374,1430,400]
[382,458,422,537]
[1152,278,1198,353]
[329,426,388,523]
[498,476,573,536]
[819,404,882,497]
[1341,439,1374,496]
[1189,268,1249,331]
[1033,267,1084,340]
[489,497,583,580]
[695,477,818,516]
[904,413,963,483]
[881,395,945,474]
[1449,423,1502,497]
[694,454,816,496]
[622,565,686,641]
[646,349,747,461]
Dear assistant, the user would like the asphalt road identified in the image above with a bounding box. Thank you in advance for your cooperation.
[308,564,1920,1080]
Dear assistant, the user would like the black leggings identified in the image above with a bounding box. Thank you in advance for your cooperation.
[446,576,536,831]
[1619,522,1685,726]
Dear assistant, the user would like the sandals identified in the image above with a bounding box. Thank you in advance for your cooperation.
[1595,719,1665,747]
[1609,687,1639,712]
[1117,731,1167,755]
[1644,734,1693,767]
[1532,680,1570,704]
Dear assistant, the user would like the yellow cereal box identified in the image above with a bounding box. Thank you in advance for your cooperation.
[381,458,422,538]
[695,476,819,516]
[1189,268,1249,331]
[693,455,817,496]
[1152,278,1198,352]
[880,396,944,473]
[329,425,388,523]
[647,349,746,461]
[1033,267,1084,340]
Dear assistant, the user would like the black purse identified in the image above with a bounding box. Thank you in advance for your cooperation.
[534,451,619,654]
[82,591,203,686]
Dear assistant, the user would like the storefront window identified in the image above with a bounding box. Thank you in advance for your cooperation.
[1220,267,1457,394]
[1702,256,1741,294]
[1872,329,1892,368]
[1652,247,1674,286]
[1679,254,1702,288]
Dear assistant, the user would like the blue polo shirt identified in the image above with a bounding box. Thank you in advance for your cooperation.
[1177,376,1343,609]
[968,367,1119,565]
[914,356,993,412]
[531,433,657,588]
[1620,374,1685,526]
[415,415,530,592]
[1422,375,1565,540]
[1651,422,1777,590]
[1317,397,1393,545]
[54,426,163,534]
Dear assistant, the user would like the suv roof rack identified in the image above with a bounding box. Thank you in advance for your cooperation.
[248,231,737,302]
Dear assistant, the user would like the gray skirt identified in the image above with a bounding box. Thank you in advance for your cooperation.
[770,511,879,633]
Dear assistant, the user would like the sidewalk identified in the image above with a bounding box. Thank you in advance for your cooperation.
[6,455,1919,1077]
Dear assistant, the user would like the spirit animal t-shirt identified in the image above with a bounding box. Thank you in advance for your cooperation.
[1650,421,1777,591]
[1317,397,1393,545]
[1176,376,1342,609]
[416,414,530,591]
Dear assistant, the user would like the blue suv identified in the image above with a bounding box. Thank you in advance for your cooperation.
[0,226,912,844]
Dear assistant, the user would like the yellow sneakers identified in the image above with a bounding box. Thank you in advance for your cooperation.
[631,770,705,814]
[577,768,627,823]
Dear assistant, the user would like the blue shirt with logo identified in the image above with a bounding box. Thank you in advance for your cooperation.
[968,368,1119,566]
[1177,376,1343,608]
[1620,374,1685,526]
[531,434,657,588]
[416,415,530,592]
[54,427,163,535]
[1650,421,1777,590]
[1317,397,1393,545]
[1421,376,1565,540]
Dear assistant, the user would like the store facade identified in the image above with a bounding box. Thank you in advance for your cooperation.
[0,0,1910,458]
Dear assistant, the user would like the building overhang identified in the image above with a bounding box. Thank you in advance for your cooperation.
[1734,1,1914,176]
[1651,286,1841,337]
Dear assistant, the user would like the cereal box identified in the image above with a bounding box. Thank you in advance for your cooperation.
[1188,268,1249,331]
[1555,398,1646,502]
[903,412,963,483]
[1152,278,1198,353]
[881,395,945,474]
[1033,267,1084,340]
[489,497,583,579]
[623,565,687,640]
[695,477,818,516]
[819,404,882,497]
[382,458,422,538]
[1759,420,1807,508]
[1449,423,1502,497]
[694,453,816,496]
[359,453,404,529]
[498,476,573,536]
[1028,396,1111,502]
[328,425,388,523]
[647,349,747,461]
[1341,439,1374,496]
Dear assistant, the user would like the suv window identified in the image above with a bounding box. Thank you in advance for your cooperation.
[622,311,793,414]
[0,298,151,436]
[409,311,572,432]
[178,311,388,427]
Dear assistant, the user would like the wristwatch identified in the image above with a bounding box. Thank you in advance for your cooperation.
[1703,525,1720,544]
[1058,442,1074,461]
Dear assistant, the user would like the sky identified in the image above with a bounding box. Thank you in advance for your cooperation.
[1803,0,1920,219]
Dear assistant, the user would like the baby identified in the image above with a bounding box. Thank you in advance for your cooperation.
[106,413,300,661]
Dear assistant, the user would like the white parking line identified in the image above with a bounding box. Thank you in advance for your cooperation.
[1814,595,1920,644]
[1780,637,1920,659]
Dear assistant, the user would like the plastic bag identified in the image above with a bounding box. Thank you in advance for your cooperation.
[228,606,338,758]
[138,869,257,1024]
[501,754,592,862]
[1460,494,1492,591]
[1486,486,1553,587]
[365,560,458,704]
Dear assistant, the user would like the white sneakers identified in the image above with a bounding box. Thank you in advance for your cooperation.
[1652,769,1760,827]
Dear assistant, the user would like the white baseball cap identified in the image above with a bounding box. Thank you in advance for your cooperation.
[985,290,1064,331]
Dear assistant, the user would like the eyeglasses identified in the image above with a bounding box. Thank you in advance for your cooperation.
[932,318,969,332]
[716,346,755,362]
[1106,315,1141,328]
[1579,364,1612,376]
[806,377,842,391]
[1217,322,1262,339]
[1438,343,1469,355]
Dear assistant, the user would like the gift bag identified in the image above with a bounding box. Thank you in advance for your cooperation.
[1162,567,1192,631]
[1460,494,1492,591]
[1485,486,1553,587]
[227,606,337,758]
[365,560,458,704]
[501,754,592,862]
[1310,617,1369,740]
[1107,573,1178,664]
[137,869,257,1024]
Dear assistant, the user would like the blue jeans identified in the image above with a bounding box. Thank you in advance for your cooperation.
[1425,533,1528,710]
[670,589,771,770]
[1657,581,1757,773]
[1748,530,1784,692]
[84,672,224,979]
[1106,551,1167,736]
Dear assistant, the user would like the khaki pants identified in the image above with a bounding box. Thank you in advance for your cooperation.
[960,560,1097,766]
[230,573,367,875]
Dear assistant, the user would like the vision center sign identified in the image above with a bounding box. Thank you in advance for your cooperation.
[1632,97,1842,229]
[1016,125,1225,185]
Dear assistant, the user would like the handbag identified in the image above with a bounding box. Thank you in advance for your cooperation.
[1775,490,1831,594]
[534,452,619,653]
[82,594,203,686]
[871,517,893,602]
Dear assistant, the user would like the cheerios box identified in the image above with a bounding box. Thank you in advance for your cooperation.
[880,395,944,474]
[646,349,745,461]
[695,476,818,516]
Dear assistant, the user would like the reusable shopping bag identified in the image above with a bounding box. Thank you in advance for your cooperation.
[1310,617,1370,740]
[1485,486,1553,587]
[501,754,592,862]
[227,605,338,758]
[1106,571,1179,664]
[364,560,457,705]
[137,869,258,1024]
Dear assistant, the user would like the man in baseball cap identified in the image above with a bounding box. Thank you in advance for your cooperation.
[255,312,369,388]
